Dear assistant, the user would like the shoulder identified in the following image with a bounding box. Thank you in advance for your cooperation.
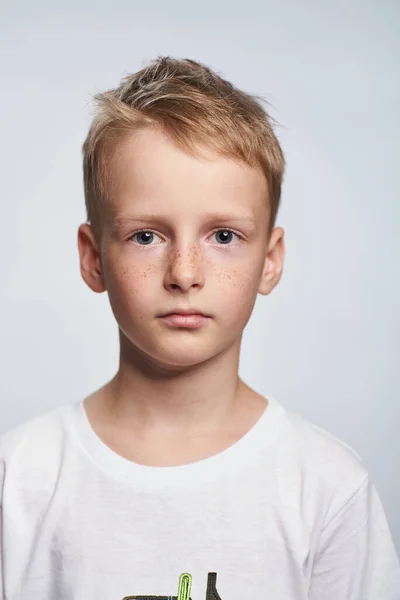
[0,404,73,488]
[274,400,370,521]
[283,405,364,467]
[0,404,70,453]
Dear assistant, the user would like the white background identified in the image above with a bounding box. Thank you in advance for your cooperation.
[1,0,399,552]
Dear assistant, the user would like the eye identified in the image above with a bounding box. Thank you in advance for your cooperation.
[129,228,241,247]
[211,229,241,245]
[130,230,162,246]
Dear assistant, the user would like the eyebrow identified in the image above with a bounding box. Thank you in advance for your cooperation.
[111,212,257,231]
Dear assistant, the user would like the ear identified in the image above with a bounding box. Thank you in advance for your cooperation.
[258,227,285,296]
[77,223,107,293]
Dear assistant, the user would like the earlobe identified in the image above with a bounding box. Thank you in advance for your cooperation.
[77,223,107,294]
[258,260,276,296]
[258,227,285,296]
[258,268,283,296]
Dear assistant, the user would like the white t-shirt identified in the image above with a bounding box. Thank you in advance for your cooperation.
[0,395,399,600]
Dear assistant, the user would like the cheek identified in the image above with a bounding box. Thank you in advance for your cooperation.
[103,258,159,315]
[104,248,156,289]
[212,265,260,319]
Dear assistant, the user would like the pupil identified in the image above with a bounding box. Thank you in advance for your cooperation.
[218,230,232,244]
[139,232,153,244]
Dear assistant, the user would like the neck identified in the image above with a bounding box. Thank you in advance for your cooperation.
[101,329,249,436]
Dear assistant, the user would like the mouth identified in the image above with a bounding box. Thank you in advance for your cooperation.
[159,312,211,328]
[159,309,210,318]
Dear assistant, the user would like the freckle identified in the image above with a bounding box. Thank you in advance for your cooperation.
[216,269,235,285]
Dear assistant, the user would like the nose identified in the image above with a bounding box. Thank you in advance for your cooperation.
[164,243,205,293]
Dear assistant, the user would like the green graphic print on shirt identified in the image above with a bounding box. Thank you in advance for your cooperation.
[122,571,222,600]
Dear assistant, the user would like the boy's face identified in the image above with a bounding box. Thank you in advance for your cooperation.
[78,128,284,370]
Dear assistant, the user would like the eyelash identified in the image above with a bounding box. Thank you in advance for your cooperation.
[129,228,243,247]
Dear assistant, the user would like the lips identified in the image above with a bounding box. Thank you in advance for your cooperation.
[160,313,210,328]
[160,309,210,317]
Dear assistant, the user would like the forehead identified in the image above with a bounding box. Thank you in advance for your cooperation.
[105,128,269,220]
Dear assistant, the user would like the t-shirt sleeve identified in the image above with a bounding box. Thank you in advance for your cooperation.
[309,476,400,599]
[0,430,22,600]
[0,459,5,600]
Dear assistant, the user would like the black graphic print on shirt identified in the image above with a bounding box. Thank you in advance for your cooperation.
[122,571,222,600]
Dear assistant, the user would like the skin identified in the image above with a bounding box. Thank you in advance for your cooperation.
[77,127,285,466]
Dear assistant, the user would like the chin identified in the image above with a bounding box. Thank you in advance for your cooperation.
[152,346,214,369]
[120,327,227,371]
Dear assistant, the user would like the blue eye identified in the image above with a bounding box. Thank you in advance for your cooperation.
[130,229,240,246]
[131,231,161,245]
[213,230,238,244]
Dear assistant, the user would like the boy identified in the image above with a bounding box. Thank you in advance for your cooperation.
[0,55,399,600]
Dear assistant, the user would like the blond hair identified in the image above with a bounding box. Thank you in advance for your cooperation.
[82,55,285,240]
